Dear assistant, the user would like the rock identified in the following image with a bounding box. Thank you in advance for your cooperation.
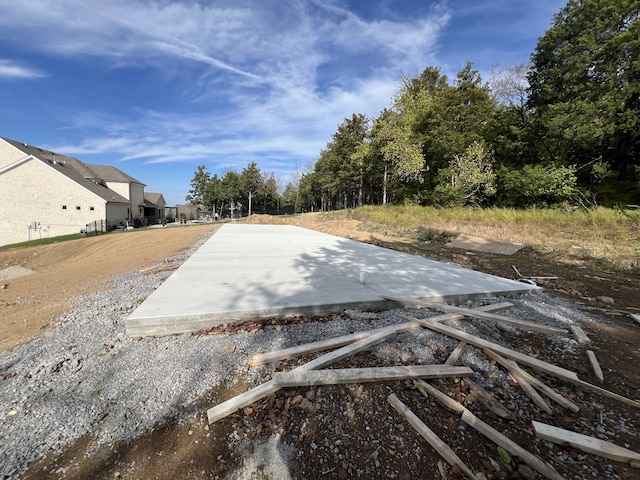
[518,464,536,480]
[597,296,615,305]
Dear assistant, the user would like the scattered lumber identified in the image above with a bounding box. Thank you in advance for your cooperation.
[484,349,580,413]
[272,365,473,387]
[586,350,604,383]
[406,316,580,382]
[388,393,476,480]
[444,341,467,366]
[512,265,558,281]
[414,381,564,480]
[570,325,591,345]
[483,349,552,415]
[463,378,513,419]
[207,326,397,424]
[250,302,512,366]
[383,295,569,337]
[410,317,640,408]
[532,421,640,466]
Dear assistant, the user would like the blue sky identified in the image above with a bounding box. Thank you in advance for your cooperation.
[0,0,566,206]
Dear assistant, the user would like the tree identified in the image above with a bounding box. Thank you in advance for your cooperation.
[240,162,263,216]
[186,164,211,216]
[528,0,640,176]
[434,141,496,206]
[220,170,241,218]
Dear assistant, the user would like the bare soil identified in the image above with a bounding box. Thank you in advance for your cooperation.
[3,215,640,480]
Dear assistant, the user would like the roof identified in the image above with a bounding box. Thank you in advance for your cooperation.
[1,137,134,204]
[89,164,145,185]
[144,192,166,207]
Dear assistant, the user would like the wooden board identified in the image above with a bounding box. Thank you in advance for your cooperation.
[483,349,552,414]
[272,365,473,387]
[484,350,580,413]
[532,421,640,465]
[383,295,569,337]
[570,325,591,345]
[586,350,604,383]
[208,326,397,423]
[630,313,640,325]
[407,316,579,382]
[388,393,476,480]
[250,302,512,366]
[445,341,467,366]
[414,381,564,480]
[463,378,513,419]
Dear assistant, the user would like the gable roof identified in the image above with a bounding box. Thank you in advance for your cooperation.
[144,192,166,207]
[89,164,145,185]
[0,137,135,204]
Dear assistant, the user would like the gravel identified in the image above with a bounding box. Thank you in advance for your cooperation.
[0,236,635,479]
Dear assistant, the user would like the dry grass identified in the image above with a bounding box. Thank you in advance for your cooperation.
[343,205,640,269]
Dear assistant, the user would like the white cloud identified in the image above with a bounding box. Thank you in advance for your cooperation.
[0,59,45,79]
[3,0,452,179]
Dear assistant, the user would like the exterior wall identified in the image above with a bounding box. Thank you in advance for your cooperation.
[130,183,145,219]
[105,203,131,228]
[105,181,130,200]
[0,139,26,169]
[0,159,108,246]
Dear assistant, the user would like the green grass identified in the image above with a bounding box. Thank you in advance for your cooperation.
[0,233,87,252]
[341,205,639,269]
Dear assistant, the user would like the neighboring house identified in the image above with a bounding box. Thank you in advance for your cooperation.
[144,192,166,224]
[0,136,158,247]
[171,203,200,221]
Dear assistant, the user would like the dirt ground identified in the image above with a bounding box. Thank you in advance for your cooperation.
[3,215,640,480]
[0,224,218,353]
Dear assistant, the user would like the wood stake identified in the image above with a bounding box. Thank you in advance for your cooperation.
[272,365,473,387]
[383,295,569,337]
[207,326,397,423]
[250,303,512,366]
[570,325,591,345]
[414,381,564,480]
[586,350,604,383]
[532,421,640,466]
[464,378,513,419]
[484,349,580,413]
[445,341,467,366]
[388,393,476,480]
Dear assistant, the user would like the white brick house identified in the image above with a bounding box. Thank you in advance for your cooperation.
[0,136,150,247]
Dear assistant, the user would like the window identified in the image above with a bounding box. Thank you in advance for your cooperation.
[89,206,95,211]
[76,205,81,211]
[62,205,67,210]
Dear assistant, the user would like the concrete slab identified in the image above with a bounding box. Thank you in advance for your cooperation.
[125,224,539,336]
[446,234,525,255]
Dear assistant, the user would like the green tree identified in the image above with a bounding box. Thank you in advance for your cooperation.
[528,0,640,176]
[434,140,496,206]
[186,164,211,215]
[240,162,263,216]
[220,170,241,218]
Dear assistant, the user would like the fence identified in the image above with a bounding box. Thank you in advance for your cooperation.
[85,219,108,237]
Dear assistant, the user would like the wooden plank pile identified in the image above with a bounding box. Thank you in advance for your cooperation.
[205,296,640,478]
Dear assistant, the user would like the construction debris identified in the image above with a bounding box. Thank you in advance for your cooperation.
[204,296,640,478]
[586,350,604,383]
[388,393,476,480]
[532,421,640,467]
[383,295,569,336]
[415,381,564,480]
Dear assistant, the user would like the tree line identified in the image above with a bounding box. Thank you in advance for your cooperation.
[189,0,639,214]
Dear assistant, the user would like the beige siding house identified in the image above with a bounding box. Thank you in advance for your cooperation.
[0,137,153,247]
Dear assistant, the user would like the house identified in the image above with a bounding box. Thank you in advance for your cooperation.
[144,192,167,224]
[0,136,159,247]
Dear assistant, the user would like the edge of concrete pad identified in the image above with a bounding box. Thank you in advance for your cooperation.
[125,288,540,337]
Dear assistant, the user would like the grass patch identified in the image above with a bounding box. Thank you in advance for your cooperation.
[343,205,640,269]
[0,233,86,252]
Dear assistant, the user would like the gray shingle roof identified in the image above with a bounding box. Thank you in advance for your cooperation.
[1,137,134,204]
